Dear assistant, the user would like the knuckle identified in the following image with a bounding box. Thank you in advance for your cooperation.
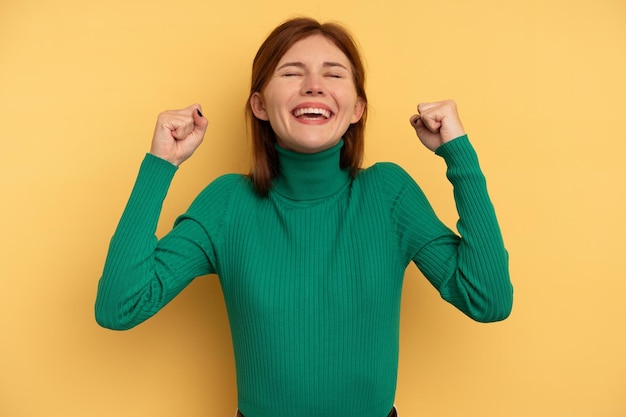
[444,99,457,109]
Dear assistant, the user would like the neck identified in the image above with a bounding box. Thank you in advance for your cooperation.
[272,139,350,201]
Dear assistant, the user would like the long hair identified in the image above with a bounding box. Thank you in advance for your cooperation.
[245,17,368,196]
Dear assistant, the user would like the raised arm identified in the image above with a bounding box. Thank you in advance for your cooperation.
[95,104,211,330]
[406,100,513,322]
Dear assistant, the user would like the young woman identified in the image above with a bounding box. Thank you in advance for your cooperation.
[96,17,513,417]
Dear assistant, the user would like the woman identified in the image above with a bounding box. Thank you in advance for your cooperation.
[96,17,513,417]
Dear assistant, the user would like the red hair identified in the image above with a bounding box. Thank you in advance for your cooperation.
[245,17,368,196]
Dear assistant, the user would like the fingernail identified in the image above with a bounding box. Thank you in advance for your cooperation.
[197,108,203,118]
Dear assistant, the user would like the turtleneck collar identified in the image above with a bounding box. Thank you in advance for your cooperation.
[271,139,351,201]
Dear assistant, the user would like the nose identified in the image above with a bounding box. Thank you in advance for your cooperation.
[301,74,324,96]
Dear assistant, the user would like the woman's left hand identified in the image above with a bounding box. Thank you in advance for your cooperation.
[409,100,466,152]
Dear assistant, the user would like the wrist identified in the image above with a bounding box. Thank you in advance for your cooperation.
[148,152,180,167]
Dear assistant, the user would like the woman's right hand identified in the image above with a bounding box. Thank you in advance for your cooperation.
[149,104,208,166]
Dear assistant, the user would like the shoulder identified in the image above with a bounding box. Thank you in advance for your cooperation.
[357,162,419,192]
[203,173,252,194]
[359,161,406,178]
[186,173,255,215]
[356,162,432,217]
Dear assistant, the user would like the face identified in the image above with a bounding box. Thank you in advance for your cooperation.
[250,34,365,154]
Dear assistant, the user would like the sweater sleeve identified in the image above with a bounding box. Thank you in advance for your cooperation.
[95,154,218,330]
[393,135,513,322]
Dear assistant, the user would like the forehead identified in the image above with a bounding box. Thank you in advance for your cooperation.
[277,34,351,66]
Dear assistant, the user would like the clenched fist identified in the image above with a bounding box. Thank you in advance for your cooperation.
[409,100,465,152]
[150,104,209,166]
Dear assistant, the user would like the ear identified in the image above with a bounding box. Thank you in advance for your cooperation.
[249,92,269,121]
[350,97,366,124]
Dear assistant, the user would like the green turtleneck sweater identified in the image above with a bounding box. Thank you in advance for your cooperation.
[96,135,512,417]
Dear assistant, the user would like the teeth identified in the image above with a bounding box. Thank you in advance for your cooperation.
[293,107,331,119]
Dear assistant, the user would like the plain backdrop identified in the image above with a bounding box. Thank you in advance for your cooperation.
[1,0,625,416]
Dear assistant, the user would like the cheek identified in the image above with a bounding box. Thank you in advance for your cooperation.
[263,92,290,119]
[339,92,361,116]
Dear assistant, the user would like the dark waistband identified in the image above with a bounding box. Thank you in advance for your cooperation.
[236,406,397,417]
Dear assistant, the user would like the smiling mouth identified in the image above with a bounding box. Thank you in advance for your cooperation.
[292,107,332,120]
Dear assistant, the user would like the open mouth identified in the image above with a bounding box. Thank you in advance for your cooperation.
[292,107,333,120]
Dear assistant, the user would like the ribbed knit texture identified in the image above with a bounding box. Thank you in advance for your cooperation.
[96,135,513,417]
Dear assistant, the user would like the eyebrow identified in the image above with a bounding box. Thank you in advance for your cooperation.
[276,61,349,71]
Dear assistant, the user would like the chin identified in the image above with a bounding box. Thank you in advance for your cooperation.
[298,142,339,154]
[278,136,341,154]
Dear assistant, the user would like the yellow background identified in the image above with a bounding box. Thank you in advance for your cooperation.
[1,0,625,416]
